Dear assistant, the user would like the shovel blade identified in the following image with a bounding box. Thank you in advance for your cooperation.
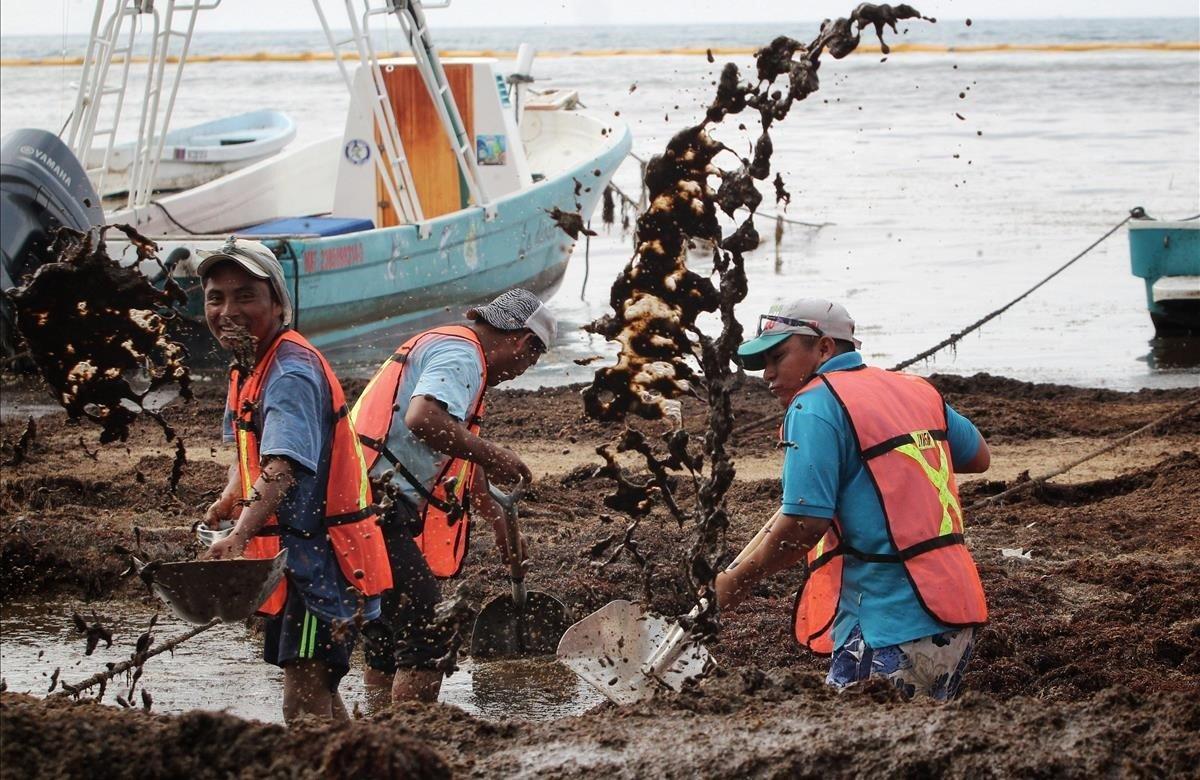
[471,590,573,660]
[143,550,288,625]
[556,599,712,706]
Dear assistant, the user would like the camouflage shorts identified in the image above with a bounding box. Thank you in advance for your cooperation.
[826,624,976,701]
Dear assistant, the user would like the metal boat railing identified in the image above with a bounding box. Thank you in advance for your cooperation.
[392,0,493,216]
[66,0,221,205]
[312,0,424,224]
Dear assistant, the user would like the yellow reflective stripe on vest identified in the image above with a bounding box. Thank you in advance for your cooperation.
[813,534,826,557]
[894,439,961,536]
[349,355,392,425]
[349,425,371,510]
[236,428,254,495]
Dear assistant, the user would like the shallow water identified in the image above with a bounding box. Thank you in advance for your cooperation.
[0,598,605,723]
[1,23,1198,391]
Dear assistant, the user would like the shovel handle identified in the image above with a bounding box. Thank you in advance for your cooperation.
[641,532,769,683]
[488,480,528,608]
[726,516,774,571]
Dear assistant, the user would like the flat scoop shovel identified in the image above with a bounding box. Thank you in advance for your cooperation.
[558,520,774,704]
[470,481,573,659]
[132,549,288,625]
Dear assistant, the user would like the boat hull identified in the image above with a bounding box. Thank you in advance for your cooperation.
[1129,220,1200,337]
[175,120,631,364]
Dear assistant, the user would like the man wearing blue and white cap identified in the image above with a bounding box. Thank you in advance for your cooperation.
[352,288,554,706]
[716,298,993,701]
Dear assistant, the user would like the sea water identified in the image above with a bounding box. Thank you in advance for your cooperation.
[1,19,1197,390]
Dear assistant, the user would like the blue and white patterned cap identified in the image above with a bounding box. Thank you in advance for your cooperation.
[468,288,556,348]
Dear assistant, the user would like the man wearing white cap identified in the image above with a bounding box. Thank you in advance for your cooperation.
[350,288,554,705]
[716,298,992,700]
[196,237,391,724]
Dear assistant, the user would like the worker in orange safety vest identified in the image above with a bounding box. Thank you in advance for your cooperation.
[351,288,555,705]
[716,298,991,700]
[199,237,390,724]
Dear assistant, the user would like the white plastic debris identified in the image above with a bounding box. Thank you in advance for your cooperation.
[1000,548,1033,560]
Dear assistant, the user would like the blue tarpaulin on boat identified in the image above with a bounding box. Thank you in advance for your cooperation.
[240,216,374,237]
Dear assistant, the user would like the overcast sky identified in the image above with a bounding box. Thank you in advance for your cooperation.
[2,0,1196,36]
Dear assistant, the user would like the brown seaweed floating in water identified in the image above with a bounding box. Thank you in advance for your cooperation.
[582,5,934,631]
[5,225,192,443]
[71,612,114,657]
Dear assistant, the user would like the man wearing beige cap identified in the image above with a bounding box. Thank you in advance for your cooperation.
[716,298,992,700]
[351,288,554,705]
[197,237,390,724]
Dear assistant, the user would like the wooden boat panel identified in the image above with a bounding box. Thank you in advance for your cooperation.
[378,63,474,224]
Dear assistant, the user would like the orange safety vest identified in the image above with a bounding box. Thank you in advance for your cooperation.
[350,325,487,578]
[791,365,988,655]
[228,329,393,616]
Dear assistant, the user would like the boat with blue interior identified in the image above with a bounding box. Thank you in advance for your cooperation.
[0,0,630,362]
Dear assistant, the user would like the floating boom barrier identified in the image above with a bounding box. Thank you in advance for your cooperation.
[2,40,1198,67]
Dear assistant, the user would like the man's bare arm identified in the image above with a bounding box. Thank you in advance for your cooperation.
[204,463,242,526]
[204,456,296,559]
[715,512,831,611]
[405,395,531,484]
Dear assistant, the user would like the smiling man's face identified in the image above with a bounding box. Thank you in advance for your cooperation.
[202,262,284,357]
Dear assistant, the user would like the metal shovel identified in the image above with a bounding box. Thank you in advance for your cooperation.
[132,549,289,625]
[558,521,774,704]
[470,481,573,659]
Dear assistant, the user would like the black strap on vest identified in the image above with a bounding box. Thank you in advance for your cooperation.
[811,533,966,571]
[254,524,314,540]
[357,432,461,517]
[325,506,376,526]
[860,429,948,461]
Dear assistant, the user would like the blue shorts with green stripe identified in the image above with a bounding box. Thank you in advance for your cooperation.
[264,590,356,690]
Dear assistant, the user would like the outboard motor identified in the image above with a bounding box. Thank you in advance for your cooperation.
[0,129,104,356]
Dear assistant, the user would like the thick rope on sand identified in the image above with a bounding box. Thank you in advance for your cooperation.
[968,395,1200,509]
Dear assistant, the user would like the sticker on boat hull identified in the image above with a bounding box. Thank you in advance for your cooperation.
[476,134,506,166]
[344,139,371,165]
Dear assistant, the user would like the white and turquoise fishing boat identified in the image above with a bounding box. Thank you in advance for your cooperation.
[1,0,629,362]
[1129,213,1200,337]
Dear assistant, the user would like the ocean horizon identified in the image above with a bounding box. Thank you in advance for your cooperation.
[3,17,1199,61]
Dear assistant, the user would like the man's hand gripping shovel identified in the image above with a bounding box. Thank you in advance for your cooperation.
[470,479,574,659]
[557,521,772,705]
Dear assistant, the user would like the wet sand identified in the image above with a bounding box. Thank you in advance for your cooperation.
[2,371,1198,776]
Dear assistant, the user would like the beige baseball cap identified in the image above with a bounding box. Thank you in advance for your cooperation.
[737,298,860,371]
[196,237,293,326]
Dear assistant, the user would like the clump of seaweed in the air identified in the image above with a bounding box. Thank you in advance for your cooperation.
[583,4,934,637]
[5,224,192,443]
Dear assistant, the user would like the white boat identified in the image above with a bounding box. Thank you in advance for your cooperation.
[0,0,631,363]
[85,110,296,196]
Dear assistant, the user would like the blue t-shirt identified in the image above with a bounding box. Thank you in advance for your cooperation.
[366,334,486,503]
[224,339,380,623]
[780,351,982,650]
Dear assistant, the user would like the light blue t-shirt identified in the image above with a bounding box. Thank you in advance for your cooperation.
[366,333,486,503]
[223,339,380,624]
[780,351,982,650]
